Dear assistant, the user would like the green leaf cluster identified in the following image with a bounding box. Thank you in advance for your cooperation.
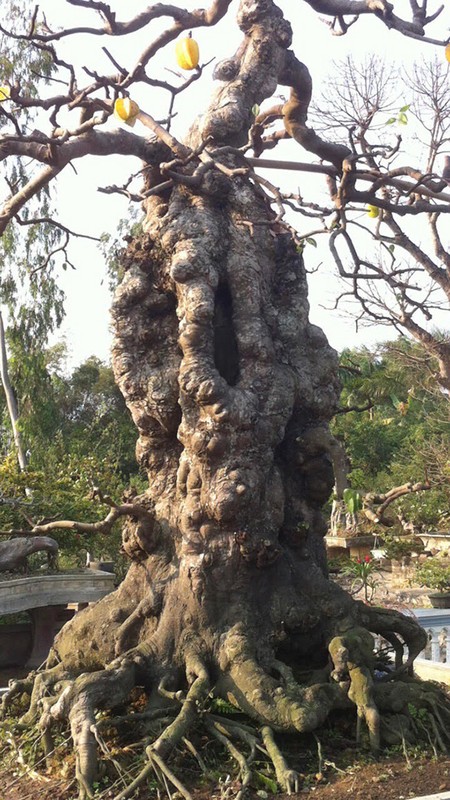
[379,533,424,561]
[386,104,411,126]
[415,558,450,592]
[0,352,142,567]
[343,487,363,515]
[333,338,450,530]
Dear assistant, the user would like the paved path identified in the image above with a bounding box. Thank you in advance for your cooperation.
[410,794,450,800]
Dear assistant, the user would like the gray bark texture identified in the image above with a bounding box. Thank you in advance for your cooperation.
[0,536,58,571]
[5,2,450,797]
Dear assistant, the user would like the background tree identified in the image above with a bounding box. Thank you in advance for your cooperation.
[0,352,140,566]
[1,2,450,798]
[0,308,28,471]
[305,55,450,390]
[332,338,449,531]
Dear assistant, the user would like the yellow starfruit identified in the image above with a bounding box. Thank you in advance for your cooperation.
[0,85,11,102]
[367,204,379,219]
[113,97,140,127]
[175,36,200,70]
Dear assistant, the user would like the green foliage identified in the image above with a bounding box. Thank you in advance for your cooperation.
[253,770,278,794]
[342,418,404,480]
[296,236,317,254]
[208,697,241,715]
[0,2,56,118]
[341,555,381,601]
[100,213,143,292]
[333,338,450,530]
[327,555,349,573]
[386,104,411,126]
[415,558,450,592]
[0,352,142,567]
[0,3,66,391]
[343,487,363,515]
[407,703,428,723]
[379,534,424,561]
[0,447,122,565]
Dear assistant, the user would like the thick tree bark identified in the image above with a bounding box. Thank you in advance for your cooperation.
[61,0,337,641]
[6,2,450,797]
[53,0,346,693]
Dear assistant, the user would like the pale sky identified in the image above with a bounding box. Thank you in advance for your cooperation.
[28,0,450,367]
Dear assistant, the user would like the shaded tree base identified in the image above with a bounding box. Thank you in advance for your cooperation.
[1,676,449,800]
[2,557,449,800]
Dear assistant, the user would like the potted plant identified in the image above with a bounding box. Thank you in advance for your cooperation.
[86,551,115,573]
[340,555,381,603]
[414,558,450,608]
[379,534,424,565]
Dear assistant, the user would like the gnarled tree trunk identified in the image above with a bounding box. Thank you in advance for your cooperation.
[6,2,449,797]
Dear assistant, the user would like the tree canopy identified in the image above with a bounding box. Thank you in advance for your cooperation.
[0,351,140,565]
[333,338,450,530]
[0,0,449,381]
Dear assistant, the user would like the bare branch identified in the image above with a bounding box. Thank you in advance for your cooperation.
[429,212,450,272]
[0,0,233,91]
[0,1,232,41]
[246,157,337,178]
[0,495,155,539]
[279,52,351,172]
[303,0,446,42]
[0,130,168,233]
[364,481,432,525]
[14,214,101,242]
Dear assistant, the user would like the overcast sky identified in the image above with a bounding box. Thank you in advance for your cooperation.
[29,0,450,367]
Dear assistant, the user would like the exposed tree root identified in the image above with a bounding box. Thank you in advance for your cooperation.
[3,0,448,795]
[150,749,193,800]
[206,718,252,800]
[328,626,380,752]
[151,654,209,759]
[110,759,155,800]
[261,725,302,794]
[4,590,449,800]
[2,556,448,800]
[357,604,428,673]
[4,562,450,800]
[0,662,71,725]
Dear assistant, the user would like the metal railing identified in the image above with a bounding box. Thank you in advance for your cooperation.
[374,611,450,671]
[420,626,449,664]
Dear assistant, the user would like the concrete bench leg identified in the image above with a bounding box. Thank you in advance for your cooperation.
[26,606,64,668]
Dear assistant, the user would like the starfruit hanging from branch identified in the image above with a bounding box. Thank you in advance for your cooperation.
[113,97,140,127]
[366,204,379,219]
[175,34,200,70]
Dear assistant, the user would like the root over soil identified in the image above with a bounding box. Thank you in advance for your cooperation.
[2,553,450,800]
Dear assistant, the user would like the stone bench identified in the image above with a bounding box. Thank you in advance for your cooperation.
[0,571,115,667]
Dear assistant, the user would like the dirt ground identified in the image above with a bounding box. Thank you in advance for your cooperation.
[1,750,450,800]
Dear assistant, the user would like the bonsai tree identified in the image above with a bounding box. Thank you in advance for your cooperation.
[415,558,450,593]
[1,1,450,798]
[379,534,424,562]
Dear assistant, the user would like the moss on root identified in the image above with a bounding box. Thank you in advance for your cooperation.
[1,564,448,800]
